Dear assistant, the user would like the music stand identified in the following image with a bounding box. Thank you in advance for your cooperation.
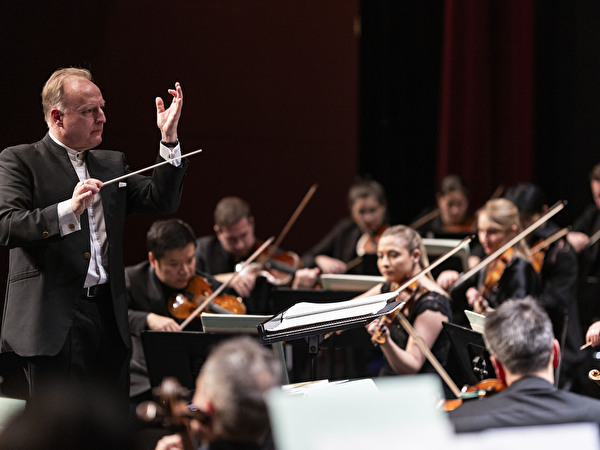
[142,331,236,391]
[442,322,495,387]
[423,238,470,277]
[200,314,289,384]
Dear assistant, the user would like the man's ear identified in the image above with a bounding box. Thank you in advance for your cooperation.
[50,108,62,125]
[148,251,157,269]
[213,225,221,236]
[552,338,561,369]
[490,355,506,383]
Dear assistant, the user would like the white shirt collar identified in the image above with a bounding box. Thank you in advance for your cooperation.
[49,131,87,162]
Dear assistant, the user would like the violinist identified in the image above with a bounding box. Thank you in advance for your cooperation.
[438,198,540,317]
[504,183,584,387]
[413,174,475,238]
[154,336,284,450]
[127,219,233,408]
[362,225,453,380]
[449,298,600,433]
[568,163,600,333]
[301,177,388,276]
[195,196,310,312]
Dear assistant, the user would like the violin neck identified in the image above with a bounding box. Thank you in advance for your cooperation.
[263,258,298,275]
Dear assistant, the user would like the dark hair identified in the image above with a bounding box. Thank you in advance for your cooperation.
[146,219,196,260]
[590,163,600,182]
[347,178,387,210]
[214,197,251,227]
[504,183,546,215]
[438,174,469,197]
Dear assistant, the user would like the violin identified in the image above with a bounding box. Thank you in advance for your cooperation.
[528,227,570,274]
[137,377,209,450]
[476,248,514,313]
[441,378,506,411]
[441,217,476,234]
[253,240,302,286]
[368,235,473,345]
[356,224,389,256]
[453,201,567,312]
[589,369,600,387]
[168,275,246,320]
[371,281,426,345]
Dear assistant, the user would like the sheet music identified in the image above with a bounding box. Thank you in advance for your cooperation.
[271,291,400,332]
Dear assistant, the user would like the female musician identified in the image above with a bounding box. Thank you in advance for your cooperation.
[413,174,475,237]
[362,225,452,377]
[301,177,388,276]
[441,198,541,316]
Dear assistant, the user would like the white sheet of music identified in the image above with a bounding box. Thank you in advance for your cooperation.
[271,291,401,332]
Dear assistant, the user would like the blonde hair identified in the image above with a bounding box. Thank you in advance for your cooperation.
[478,198,530,259]
[41,68,93,127]
[380,225,431,273]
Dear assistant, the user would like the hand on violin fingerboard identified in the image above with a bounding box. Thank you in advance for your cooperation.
[436,270,460,291]
[466,287,489,315]
[146,313,180,332]
[230,265,258,298]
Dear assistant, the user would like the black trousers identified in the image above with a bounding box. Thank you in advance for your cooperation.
[24,289,130,413]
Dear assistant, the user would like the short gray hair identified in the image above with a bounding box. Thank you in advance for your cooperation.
[200,336,283,442]
[483,297,554,375]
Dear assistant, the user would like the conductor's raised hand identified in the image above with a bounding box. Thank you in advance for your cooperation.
[156,82,183,142]
[71,178,103,217]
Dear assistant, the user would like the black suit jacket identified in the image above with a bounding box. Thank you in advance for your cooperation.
[448,376,600,432]
[0,134,188,357]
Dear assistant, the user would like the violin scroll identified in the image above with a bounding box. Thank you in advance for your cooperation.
[137,377,198,450]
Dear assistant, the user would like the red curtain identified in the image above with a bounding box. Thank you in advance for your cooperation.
[437,0,536,209]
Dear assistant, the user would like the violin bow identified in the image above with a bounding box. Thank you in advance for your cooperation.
[273,183,318,249]
[390,234,473,297]
[454,200,566,288]
[371,235,473,343]
[102,148,203,186]
[395,311,463,399]
[178,237,274,330]
[529,227,570,255]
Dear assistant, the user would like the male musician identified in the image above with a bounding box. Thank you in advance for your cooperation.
[127,219,224,405]
[195,196,266,309]
[195,196,318,312]
[448,298,600,432]
[0,68,188,404]
[154,336,283,450]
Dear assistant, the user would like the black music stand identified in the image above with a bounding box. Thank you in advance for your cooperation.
[258,292,403,380]
[442,322,496,387]
[142,331,236,391]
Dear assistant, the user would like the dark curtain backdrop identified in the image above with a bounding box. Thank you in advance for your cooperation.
[361,0,600,228]
[1,1,600,303]
[0,1,359,303]
[438,0,536,209]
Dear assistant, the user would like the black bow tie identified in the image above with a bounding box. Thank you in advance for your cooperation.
[76,151,87,161]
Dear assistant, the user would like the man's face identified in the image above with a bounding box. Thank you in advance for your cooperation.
[149,243,196,290]
[214,216,256,259]
[592,180,600,209]
[53,77,106,151]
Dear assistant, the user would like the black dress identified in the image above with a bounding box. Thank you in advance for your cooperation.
[378,283,452,377]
